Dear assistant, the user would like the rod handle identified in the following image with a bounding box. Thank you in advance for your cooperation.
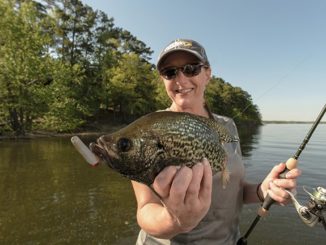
[258,157,298,216]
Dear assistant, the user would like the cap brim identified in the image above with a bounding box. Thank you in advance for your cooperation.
[157,48,205,71]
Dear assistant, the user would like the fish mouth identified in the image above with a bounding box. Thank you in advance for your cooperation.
[90,137,138,178]
[89,137,116,168]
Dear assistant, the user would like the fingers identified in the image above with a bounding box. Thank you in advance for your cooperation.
[152,166,178,198]
[169,166,193,203]
[153,160,212,206]
[285,168,302,179]
[272,178,297,189]
[185,162,204,199]
[183,159,213,204]
[199,158,213,202]
[266,163,301,205]
[262,162,301,205]
[269,163,301,180]
[269,162,287,179]
[268,181,292,205]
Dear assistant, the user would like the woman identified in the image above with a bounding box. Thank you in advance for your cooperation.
[133,39,301,244]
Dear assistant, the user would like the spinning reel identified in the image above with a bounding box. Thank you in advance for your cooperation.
[288,186,326,230]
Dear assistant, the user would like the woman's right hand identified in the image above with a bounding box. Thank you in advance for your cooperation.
[152,158,213,233]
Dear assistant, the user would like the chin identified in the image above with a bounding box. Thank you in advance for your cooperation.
[174,99,193,109]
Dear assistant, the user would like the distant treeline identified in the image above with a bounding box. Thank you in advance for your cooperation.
[263,121,326,124]
[0,0,262,136]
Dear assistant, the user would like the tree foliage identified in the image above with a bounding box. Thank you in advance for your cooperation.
[105,53,157,120]
[205,76,262,126]
[0,0,55,135]
[0,0,261,136]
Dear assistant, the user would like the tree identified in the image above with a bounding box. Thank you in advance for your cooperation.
[0,0,261,135]
[39,62,87,132]
[0,0,55,135]
[105,53,157,121]
[205,76,262,126]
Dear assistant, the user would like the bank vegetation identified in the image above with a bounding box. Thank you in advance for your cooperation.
[0,0,262,137]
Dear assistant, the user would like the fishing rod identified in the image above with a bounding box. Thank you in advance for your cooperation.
[237,103,326,245]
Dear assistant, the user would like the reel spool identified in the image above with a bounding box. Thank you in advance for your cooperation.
[288,186,326,230]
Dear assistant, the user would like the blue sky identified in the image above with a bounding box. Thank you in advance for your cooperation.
[82,0,326,121]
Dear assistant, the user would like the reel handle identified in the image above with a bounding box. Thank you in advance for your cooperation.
[259,157,298,216]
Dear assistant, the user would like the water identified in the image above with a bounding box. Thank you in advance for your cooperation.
[240,124,326,244]
[0,124,325,244]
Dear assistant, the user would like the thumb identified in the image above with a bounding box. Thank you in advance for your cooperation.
[263,163,287,187]
[267,163,286,179]
[261,163,286,197]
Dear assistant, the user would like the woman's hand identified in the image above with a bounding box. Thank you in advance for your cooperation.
[260,163,301,205]
[152,158,213,233]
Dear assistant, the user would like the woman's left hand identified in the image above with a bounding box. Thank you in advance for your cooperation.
[260,163,301,205]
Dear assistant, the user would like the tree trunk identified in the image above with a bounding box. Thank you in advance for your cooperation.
[8,108,25,136]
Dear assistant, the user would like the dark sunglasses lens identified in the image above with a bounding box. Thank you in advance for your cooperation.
[182,64,202,77]
[162,68,177,79]
[161,64,203,79]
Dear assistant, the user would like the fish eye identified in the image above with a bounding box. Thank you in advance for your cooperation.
[117,138,132,152]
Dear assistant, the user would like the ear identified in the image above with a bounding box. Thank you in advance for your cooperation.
[203,67,212,85]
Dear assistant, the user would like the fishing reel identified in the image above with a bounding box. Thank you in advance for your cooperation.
[287,186,326,230]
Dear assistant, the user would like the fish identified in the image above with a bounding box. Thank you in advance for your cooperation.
[89,111,238,187]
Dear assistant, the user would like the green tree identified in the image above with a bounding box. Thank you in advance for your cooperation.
[0,0,54,135]
[0,0,261,136]
[205,76,262,126]
[153,71,170,109]
[38,62,87,132]
[44,0,154,124]
[105,53,157,121]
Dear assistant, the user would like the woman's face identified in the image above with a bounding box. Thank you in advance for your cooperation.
[159,51,211,112]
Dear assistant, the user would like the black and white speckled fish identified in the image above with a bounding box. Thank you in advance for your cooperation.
[90,111,238,186]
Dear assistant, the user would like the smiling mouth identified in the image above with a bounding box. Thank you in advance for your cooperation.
[176,88,194,94]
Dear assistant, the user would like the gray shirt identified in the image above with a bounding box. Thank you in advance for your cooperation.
[136,114,245,245]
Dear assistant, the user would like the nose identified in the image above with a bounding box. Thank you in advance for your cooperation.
[175,70,190,85]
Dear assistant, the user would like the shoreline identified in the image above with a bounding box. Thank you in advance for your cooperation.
[263,121,326,124]
[0,131,106,140]
[1,121,325,140]
[0,124,125,140]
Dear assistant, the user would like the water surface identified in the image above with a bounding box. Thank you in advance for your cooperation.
[0,124,325,244]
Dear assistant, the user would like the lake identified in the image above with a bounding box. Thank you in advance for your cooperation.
[0,124,325,244]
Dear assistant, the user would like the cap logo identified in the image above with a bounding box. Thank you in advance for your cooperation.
[164,40,192,52]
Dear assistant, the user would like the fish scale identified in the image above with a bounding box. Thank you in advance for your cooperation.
[90,111,238,186]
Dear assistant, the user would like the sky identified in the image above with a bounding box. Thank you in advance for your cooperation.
[82,0,326,121]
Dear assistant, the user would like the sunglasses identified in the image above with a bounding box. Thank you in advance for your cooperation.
[159,63,206,80]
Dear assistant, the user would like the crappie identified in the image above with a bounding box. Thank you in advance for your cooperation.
[90,111,238,186]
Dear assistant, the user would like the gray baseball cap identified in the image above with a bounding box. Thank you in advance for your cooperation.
[157,39,210,71]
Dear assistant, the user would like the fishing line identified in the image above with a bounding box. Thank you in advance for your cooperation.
[232,55,311,120]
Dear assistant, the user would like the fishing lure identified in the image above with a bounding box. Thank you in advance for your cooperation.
[71,136,99,167]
